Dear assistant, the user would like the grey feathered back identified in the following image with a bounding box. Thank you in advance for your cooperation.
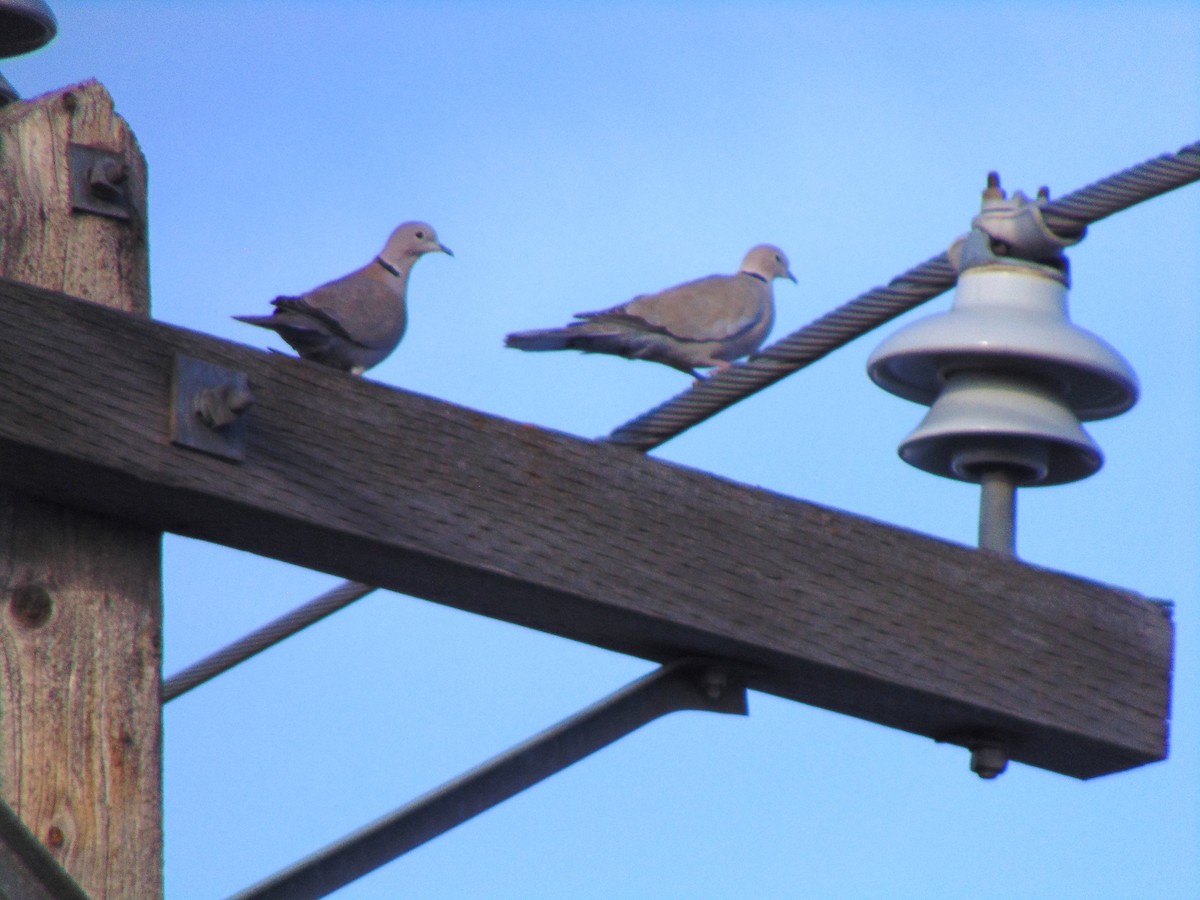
[506,244,796,377]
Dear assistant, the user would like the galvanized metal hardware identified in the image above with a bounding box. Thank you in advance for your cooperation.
[967,739,1009,780]
[171,354,253,461]
[69,143,133,220]
[938,732,1010,779]
[868,172,1138,557]
[959,171,1084,267]
[229,659,747,900]
[194,381,254,429]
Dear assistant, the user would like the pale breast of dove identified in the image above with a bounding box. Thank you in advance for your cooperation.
[234,221,452,375]
[505,244,796,378]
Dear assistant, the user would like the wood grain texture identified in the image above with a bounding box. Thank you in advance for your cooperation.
[0,797,90,900]
[0,81,162,898]
[0,275,1173,780]
[0,80,150,312]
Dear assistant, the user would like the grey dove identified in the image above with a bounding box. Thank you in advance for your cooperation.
[505,244,795,377]
[234,221,452,375]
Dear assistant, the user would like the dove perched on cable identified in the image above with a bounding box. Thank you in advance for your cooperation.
[505,244,796,377]
[234,221,452,375]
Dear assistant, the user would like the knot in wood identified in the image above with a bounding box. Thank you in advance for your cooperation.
[9,583,53,629]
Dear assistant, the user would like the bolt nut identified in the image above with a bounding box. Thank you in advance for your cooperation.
[699,667,728,700]
[87,158,129,203]
[194,382,255,429]
[968,740,1008,779]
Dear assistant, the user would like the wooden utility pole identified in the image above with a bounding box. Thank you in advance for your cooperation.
[0,81,161,897]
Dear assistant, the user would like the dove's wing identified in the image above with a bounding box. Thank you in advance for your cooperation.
[288,266,404,351]
[505,244,790,376]
[581,273,768,343]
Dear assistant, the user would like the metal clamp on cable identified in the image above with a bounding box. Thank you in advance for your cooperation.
[868,173,1139,558]
[957,172,1087,266]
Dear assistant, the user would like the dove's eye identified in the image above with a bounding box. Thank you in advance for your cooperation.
[416,230,426,239]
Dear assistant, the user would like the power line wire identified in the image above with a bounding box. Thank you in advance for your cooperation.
[606,141,1200,451]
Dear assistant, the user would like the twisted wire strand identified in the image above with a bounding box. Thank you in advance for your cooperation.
[164,142,1199,701]
[162,581,376,702]
[1043,140,1200,229]
[607,140,1200,452]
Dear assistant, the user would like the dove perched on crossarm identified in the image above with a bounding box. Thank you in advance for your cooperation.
[505,244,796,377]
[234,221,452,375]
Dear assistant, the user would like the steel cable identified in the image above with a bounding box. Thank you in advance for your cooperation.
[162,581,376,702]
[607,140,1200,451]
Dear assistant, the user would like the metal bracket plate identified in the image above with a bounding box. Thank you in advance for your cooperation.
[68,143,132,220]
[170,354,252,462]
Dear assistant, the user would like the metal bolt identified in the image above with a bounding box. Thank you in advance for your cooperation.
[699,667,728,700]
[86,157,128,204]
[978,468,1017,556]
[194,382,254,429]
[983,171,1005,201]
[968,740,1008,779]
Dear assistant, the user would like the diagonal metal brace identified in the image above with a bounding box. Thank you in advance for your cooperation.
[228,659,748,900]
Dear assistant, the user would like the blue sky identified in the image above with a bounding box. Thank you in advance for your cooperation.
[7,2,1199,897]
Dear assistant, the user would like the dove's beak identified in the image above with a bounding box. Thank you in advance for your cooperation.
[439,243,454,257]
[786,269,797,283]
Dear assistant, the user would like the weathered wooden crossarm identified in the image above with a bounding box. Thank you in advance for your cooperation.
[0,277,1172,779]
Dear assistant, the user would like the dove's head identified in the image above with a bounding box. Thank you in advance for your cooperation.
[381,221,454,266]
[741,244,796,284]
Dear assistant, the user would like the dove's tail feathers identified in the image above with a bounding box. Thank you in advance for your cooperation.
[504,327,581,352]
[234,312,354,371]
[506,321,640,354]
[233,312,327,345]
[232,313,280,329]
[507,322,698,373]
